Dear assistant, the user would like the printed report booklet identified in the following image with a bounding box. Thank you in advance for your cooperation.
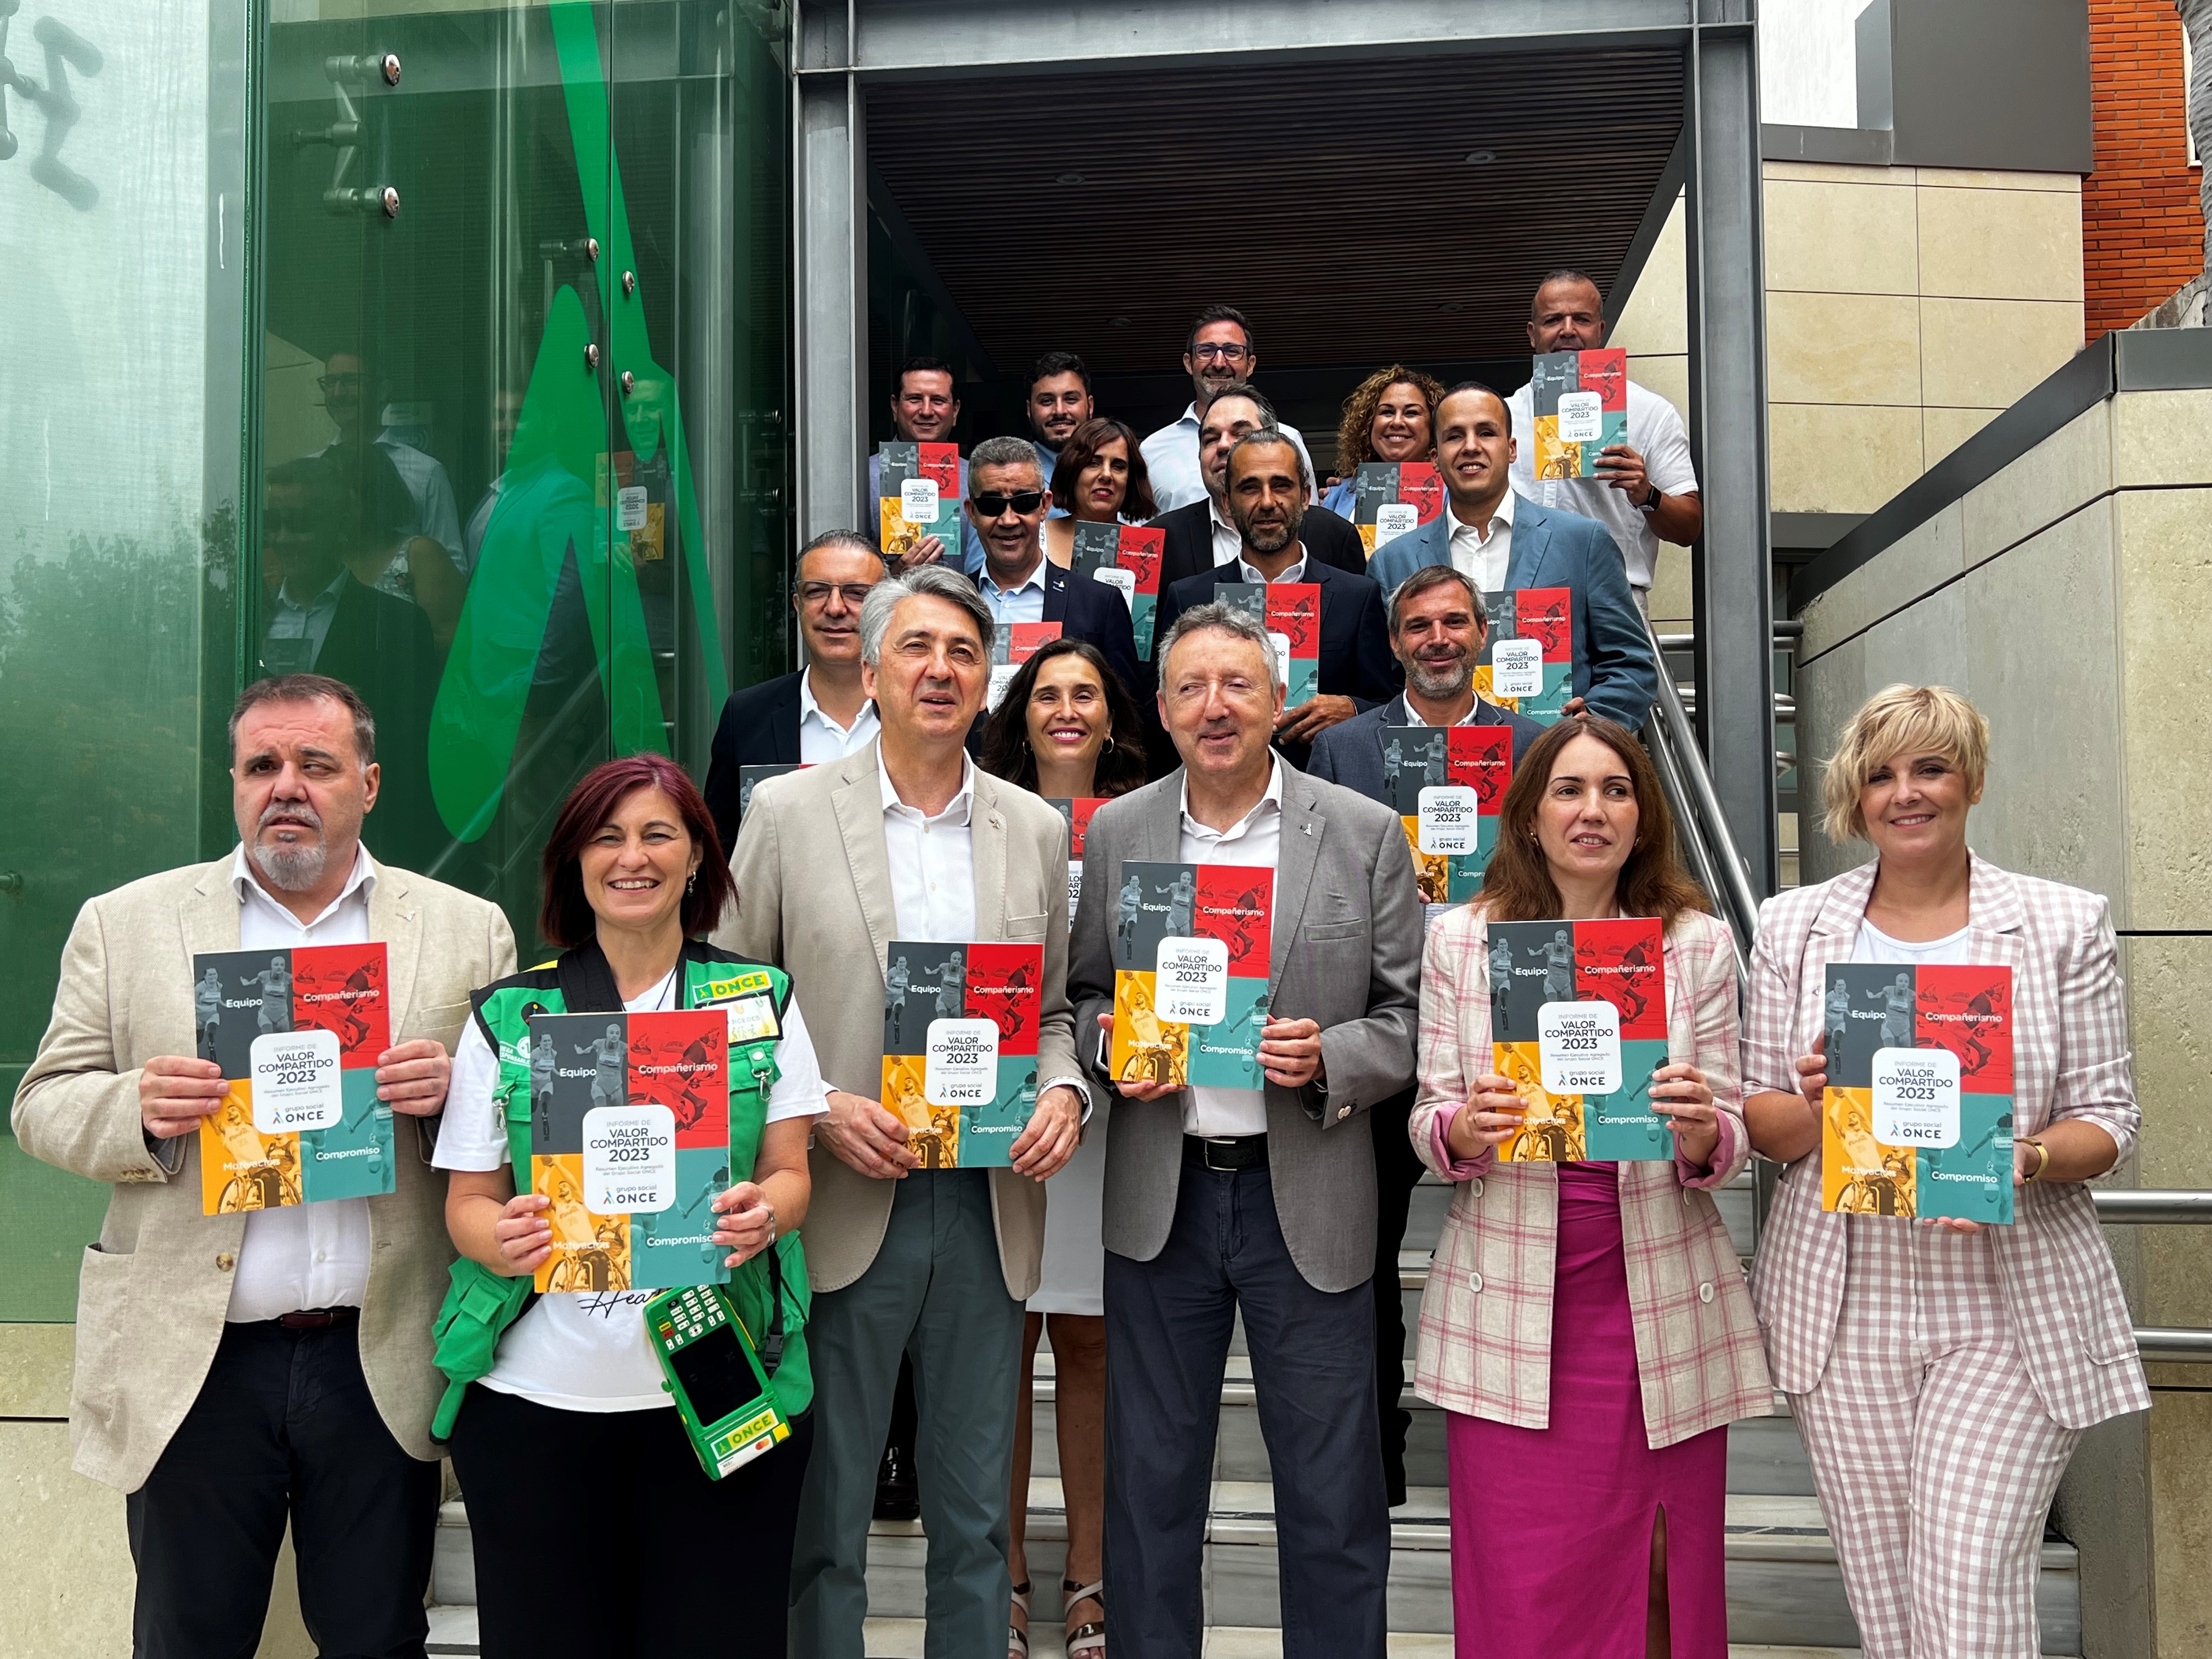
[1109,861,1274,1091]
[528,1009,732,1292]
[1379,724,1513,912]
[880,941,1046,1169]
[194,943,396,1213]
[1485,917,1671,1161]
[1217,581,1320,708]
[989,620,1062,712]
[1048,796,1108,925]
[1069,521,1167,658]
[1528,347,1629,480]
[876,441,961,565]
[1477,587,1573,723]
[735,762,806,827]
[1349,460,1444,556]
[1820,962,2015,1223]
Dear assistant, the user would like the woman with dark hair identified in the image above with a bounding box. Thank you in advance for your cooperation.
[1319,364,1444,520]
[430,753,827,1658]
[1042,416,1159,568]
[1408,716,1772,1658]
[978,636,1149,801]
[977,636,1142,1659]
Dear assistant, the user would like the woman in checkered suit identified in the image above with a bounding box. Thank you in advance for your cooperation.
[1409,716,1773,1657]
[1743,685,2149,1658]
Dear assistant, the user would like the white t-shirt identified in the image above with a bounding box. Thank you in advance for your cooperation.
[1850,919,1972,967]
[433,965,827,1412]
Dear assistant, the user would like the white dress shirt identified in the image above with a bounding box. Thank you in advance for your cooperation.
[1141,406,1316,514]
[223,843,378,1322]
[979,556,1049,627]
[1505,377,1696,592]
[1446,488,1516,595]
[1208,497,1243,568]
[797,667,881,763]
[881,751,980,946]
[259,568,350,675]
[1401,697,1486,727]
[1176,760,1284,1137]
[1237,552,1307,586]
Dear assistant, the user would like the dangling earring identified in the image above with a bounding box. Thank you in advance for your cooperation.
[686,872,697,894]
[1103,732,1116,754]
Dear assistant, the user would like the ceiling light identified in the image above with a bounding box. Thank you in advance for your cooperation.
[1108,315,1132,328]
[1464,149,1496,165]
[1438,301,1465,313]
[1057,172,1086,186]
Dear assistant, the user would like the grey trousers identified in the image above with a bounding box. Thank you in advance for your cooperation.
[788,1169,1023,1659]
[1103,1160,1390,1659]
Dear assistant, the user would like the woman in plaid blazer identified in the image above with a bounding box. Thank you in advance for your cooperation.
[1410,716,1772,1658]
[1743,684,2149,1659]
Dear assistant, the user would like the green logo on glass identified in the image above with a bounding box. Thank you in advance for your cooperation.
[429,2,729,843]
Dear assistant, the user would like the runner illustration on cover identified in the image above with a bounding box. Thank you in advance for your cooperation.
[1165,869,1197,936]
[936,950,967,1020]
[1542,928,1575,1001]
[1116,874,1144,962]
[1382,737,1403,792]
[1880,972,1914,1048]
[1488,934,1515,1032]
[249,955,292,1036]
[195,968,224,1054]
[1825,978,1852,1061]
[577,1023,628,1110]
[529,1031,558,1143]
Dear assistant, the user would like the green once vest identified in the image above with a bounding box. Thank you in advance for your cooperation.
[429,945,813,1438]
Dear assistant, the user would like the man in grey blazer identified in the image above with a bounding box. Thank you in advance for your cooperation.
[1367,381,1657,731]
[13,673,515,1658]
[1306,562,1543,1508]
[719,566,1087,1659]
[1068,602,1421,1658]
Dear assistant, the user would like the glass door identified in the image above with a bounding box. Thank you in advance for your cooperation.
[253,0,791,947]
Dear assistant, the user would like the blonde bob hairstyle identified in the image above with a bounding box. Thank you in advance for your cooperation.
[1820,683,1989,844]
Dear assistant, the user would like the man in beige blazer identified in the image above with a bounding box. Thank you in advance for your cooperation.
[12,674,515,1659]
[719,566,1085,1659]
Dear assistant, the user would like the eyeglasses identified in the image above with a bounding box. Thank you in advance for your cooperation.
[1189,343,1251,363]
[315,374,364,393]
[797,582,875,607]
[971,490,1045,517]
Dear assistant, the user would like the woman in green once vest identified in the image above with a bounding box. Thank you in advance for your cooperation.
[433,754,825,1657]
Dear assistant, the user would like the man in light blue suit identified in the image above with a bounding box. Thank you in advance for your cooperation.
[1368,382,1656,732]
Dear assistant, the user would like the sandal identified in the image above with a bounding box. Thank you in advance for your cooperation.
[1063,1577,1105,1657]
[1007,1578,1031,1659]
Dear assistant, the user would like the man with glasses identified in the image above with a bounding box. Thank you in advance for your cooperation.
[315,351,464,569]
[1153,384,1367,595]
[866,356,988,574]
[964,436,1142,704]
[701,530,888,853]
[1138,306,1317,512]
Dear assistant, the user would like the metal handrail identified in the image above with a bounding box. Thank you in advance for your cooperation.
[1641,612,1764,952]
[2092,1190,2212,1224]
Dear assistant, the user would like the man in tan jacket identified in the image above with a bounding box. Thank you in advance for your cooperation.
[720,566,1085,1659]
[13,674,515,1659]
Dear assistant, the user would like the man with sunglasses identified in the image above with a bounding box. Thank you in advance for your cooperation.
[964,436,1143,709]
[1138,306,1317,512]
[701,529,888,852]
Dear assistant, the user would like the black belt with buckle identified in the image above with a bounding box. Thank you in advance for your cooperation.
[1184,1133,1269,1172]
[273,1306,360,1330]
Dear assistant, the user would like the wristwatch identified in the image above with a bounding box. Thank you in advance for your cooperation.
[1635,482,1662,514]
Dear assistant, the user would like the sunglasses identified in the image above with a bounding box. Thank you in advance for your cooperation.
[971,490,1045,517]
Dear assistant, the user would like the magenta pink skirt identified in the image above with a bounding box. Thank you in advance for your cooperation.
[1444,1161,1730,1657]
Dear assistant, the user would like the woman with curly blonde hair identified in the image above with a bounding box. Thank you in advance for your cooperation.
[1320,364,1444,518]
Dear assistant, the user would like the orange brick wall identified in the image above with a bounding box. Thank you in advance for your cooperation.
[2085,0,2205,337]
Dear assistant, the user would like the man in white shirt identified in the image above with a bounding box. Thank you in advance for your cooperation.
[1065,603,1421,1658]
[1369,383,1659,731]
[317,352,465,566]
[1505,270,1703,607]
[701,531,888,851]
[721,566,1088,1659]
[1139,305,1317,511]
[13,673,516,1658]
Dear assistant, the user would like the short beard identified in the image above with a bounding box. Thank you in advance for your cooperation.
[1233,508,1300,556]
[252,839,328,892]
[250,799,329,891]
[1404,653,1472,702]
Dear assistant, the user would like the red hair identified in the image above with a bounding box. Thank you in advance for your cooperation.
[539,754,734,947]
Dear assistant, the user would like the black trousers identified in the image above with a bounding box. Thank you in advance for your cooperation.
[448,1384,812,1659]
[125,1318,440,1659]
[1369,1087,1424,1507]
[1104,1160,1389,1659]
